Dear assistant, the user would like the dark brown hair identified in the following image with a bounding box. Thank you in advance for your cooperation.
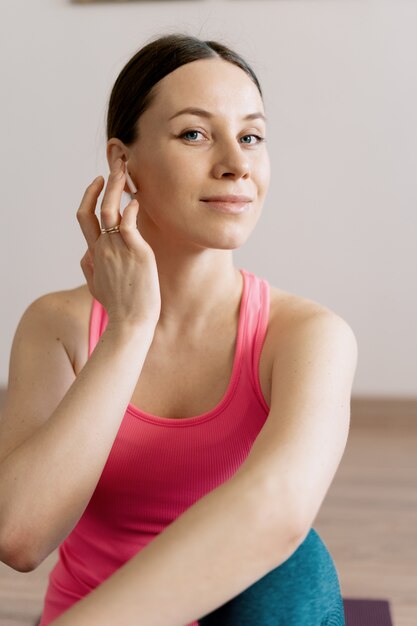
[106,33,263,146]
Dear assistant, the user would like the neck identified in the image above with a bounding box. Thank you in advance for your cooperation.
[136,208,244,337]
[155,261,242,336]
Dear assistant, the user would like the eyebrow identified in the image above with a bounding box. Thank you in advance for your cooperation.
[168,107,267,123]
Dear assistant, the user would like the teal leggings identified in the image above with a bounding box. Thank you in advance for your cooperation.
[198,528,345,626]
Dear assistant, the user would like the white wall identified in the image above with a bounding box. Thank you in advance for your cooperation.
[1,0,416,396]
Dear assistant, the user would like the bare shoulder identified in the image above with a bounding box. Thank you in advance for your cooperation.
[268,284,357,351]
[27,283,92,374]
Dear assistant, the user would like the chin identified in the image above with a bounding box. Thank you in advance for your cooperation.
[204,228,254,250]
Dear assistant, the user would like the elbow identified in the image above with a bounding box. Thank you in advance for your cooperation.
[256,480,310,551]
[271,505,308,549]
[254,501,308,573]
[0,545,38,573]
[0,525,40,572]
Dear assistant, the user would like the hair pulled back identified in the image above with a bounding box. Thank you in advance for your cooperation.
[106,33,263,146]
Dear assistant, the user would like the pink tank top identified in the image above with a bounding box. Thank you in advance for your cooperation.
[39,268,271,626]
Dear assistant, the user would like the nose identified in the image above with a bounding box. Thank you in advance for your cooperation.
[211,138,250,180]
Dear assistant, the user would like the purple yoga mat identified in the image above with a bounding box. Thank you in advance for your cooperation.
[344,598,394,626]
[34,599,394,626]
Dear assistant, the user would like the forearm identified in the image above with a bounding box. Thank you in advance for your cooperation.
[0,322,155,570]
[49,470,302,626]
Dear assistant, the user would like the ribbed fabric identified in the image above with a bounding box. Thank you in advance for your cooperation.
[39,267,271,626]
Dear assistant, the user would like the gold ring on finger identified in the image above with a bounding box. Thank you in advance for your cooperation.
[101,225,120,234]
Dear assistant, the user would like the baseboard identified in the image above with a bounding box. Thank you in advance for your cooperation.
[350,396,417,428]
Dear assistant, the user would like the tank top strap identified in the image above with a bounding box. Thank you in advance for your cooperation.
[88,297,109,358]
[237,269,271,414]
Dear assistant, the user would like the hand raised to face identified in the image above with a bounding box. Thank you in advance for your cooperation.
[76,159,161,329]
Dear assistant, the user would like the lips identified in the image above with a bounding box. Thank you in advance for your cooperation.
[202,196,252,214]
[200,195,253,203]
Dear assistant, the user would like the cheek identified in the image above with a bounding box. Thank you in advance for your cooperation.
[138,157,198,206]
[154,155,201,195]
[136,155,175,197]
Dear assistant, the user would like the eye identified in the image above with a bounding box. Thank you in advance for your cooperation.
[240,134,266,145]
[178,130,266,145]
[179,130,205,142]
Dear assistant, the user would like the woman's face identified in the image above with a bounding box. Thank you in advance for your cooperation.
[121,57,270,250]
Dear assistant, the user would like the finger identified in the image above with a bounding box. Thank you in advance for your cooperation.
[77,177,105,252]
[118,200,143,249]
[100,158,125,230]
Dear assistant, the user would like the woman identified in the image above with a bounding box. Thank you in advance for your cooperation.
[0,34,356,625]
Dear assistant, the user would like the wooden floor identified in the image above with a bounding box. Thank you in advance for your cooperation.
[0,398,416,626]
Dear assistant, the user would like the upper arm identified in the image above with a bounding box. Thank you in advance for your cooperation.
[241,309,358,534]
[0,292,77,464]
